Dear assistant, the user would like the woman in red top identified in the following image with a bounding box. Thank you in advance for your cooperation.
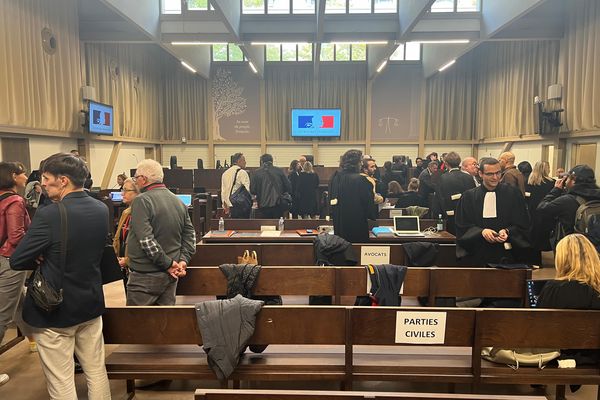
[0,162,31,386]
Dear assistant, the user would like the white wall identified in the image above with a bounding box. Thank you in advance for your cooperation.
[161,145,209,169]
[266,144,313,167]
[424,144,476,160]
[214,145,261,168]
[88,141,114,188]
[110,143,148,187]
[29,137,78,172]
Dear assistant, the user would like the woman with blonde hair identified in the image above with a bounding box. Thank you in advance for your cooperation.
[538,234,600,367]
[395,178,426,208]
[525,161,556,264]
[113,178,140,292]
[387,180,403,198]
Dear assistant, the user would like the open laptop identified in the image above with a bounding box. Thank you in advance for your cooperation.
[109,191,123,202]
[526,279,551,307]
[175,194,192,207]
[393,216,425,237]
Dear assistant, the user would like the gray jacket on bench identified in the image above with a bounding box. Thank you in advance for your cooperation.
[195,295,264,380]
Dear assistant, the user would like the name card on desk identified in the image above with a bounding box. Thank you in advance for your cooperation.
[395,311,447,344]
[360,246,390,265]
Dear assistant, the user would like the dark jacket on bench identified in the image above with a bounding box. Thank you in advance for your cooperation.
[195,295,264,380]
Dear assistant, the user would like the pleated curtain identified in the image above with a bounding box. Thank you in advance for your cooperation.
[0,0,82,132]
[559,0,600,132]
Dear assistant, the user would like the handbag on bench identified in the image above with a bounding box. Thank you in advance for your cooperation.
[481,347,560,370]
[238,250,258,265]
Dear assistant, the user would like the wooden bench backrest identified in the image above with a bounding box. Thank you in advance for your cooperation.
[350,307,476,347]
[102,306,347,346]
[192,243,461,267]
[475,308,600,349]
[429,268,530,302]
[194,389,547,400]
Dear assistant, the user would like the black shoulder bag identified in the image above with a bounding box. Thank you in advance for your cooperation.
[229,168,252,215]
[27,202,67,312]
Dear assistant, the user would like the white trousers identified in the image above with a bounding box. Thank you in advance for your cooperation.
[33,316,111,400]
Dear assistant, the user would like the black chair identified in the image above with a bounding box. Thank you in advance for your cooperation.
[197,159,204,170]
[170,155,177,170]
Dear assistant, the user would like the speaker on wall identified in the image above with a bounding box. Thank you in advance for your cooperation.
[170,155,177,169]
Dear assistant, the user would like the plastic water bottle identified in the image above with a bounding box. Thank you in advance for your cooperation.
[218,217,224,231]
[437,214,444,232]
[278,217,285,231]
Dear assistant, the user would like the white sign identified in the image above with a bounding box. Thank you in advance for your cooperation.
[395,311,447,344]
[360,246,390,265]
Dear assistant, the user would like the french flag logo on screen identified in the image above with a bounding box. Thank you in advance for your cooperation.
[93,110,111,126]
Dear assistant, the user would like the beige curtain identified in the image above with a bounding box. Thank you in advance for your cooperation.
[425,41,560,140]
[85,43,162,140]
[318,64,367,141]
[161,57,208,141]
[425,52,477,140]
[559,0,600,132]
[265,64,314,140]
[0,0,82,132]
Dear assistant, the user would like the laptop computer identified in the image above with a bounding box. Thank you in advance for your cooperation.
[109,191,123,202]
[526,279,551,307]
[176,194,192,207]
[392,216,425,237]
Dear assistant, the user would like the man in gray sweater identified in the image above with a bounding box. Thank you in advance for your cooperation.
[126,159,196,305]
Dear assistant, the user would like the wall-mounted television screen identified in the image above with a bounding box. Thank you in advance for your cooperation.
[88,101,113,135]
[291,109,341,137]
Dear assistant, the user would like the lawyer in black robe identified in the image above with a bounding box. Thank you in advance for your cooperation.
[455,183,530,265]
[329,150,377,243]
[437,167,476,234]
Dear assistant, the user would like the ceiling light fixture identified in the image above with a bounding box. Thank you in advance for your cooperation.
[438,59,456,72]
[181,61,197,73]
[249,61,258,74]
[250,42,310,46]
[409,40,470,44]
[376,60,388,73]
[330,41,388,45]
[172,42,228,45]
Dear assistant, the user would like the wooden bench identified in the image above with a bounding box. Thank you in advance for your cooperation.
[104,306,600,399]
[190,243,463,266]
[103,306,348,399]
[475,308,600,399]
[176,266,530,306]
[194,389,548,400]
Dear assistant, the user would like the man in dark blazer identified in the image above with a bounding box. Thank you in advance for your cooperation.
[10,153,111,399]
[437,152,476,234]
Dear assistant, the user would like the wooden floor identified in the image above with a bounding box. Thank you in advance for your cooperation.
[1,253,598,399]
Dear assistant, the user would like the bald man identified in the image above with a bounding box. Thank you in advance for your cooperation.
[461,157,480,187]
[498,151,525,195]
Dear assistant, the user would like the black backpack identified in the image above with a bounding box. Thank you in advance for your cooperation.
[574,196,600,234]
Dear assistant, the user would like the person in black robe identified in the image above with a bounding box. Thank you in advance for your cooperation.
[288,160,301,218]
[436,152,476,234]
[455,157,530,265]
[329,150,376,243]
[295,162,320,217]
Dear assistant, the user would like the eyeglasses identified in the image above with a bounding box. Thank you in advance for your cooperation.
[122,189,137,193]
[482,171,502,177]
[132,175,145,182]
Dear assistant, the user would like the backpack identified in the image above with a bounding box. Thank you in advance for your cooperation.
[574,196,600,234]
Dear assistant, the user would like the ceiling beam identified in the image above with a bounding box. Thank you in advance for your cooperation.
[481,0,547,39]
[399,0,437,38]
[210,0,263,78]
[367,43,398,80]
[98,0,160,40]
[164,44,212,79]
[421,42,474,78]
[314,0,327,78]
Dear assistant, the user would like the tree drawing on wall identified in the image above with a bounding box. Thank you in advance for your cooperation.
[212,68,247,141]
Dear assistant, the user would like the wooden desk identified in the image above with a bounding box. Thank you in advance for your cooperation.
[201,230,455,244]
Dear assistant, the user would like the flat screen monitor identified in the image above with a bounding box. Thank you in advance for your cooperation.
[176,194,192,207]
[88,101,114,135]
[291,109,341,137]
[109,191,123,202]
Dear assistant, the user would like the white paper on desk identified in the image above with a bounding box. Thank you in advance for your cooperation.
[260,225,277,231]
[361,246,390,265]
[261,231,281,237]
[395,311,446,344]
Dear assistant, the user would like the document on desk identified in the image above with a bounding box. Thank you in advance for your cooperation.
[261,231,281,237]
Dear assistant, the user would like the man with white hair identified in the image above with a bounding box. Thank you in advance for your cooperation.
[461,157,480,187]
[126,159,196,306]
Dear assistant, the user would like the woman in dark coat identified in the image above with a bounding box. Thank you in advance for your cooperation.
[395,178,426,208]
[288,160,301,218]
[295,162,320,218]
[525,161,555,263]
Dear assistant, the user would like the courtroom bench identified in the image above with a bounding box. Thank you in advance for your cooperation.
[176,266,531,306]
[194,389,548,400]
[190,242,463,266]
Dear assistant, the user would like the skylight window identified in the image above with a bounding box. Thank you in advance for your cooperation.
[263,44,314,62]
[243,0,265,14]
[389,43,421,61]
[430,0,480,12]
[212,44,247,62]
